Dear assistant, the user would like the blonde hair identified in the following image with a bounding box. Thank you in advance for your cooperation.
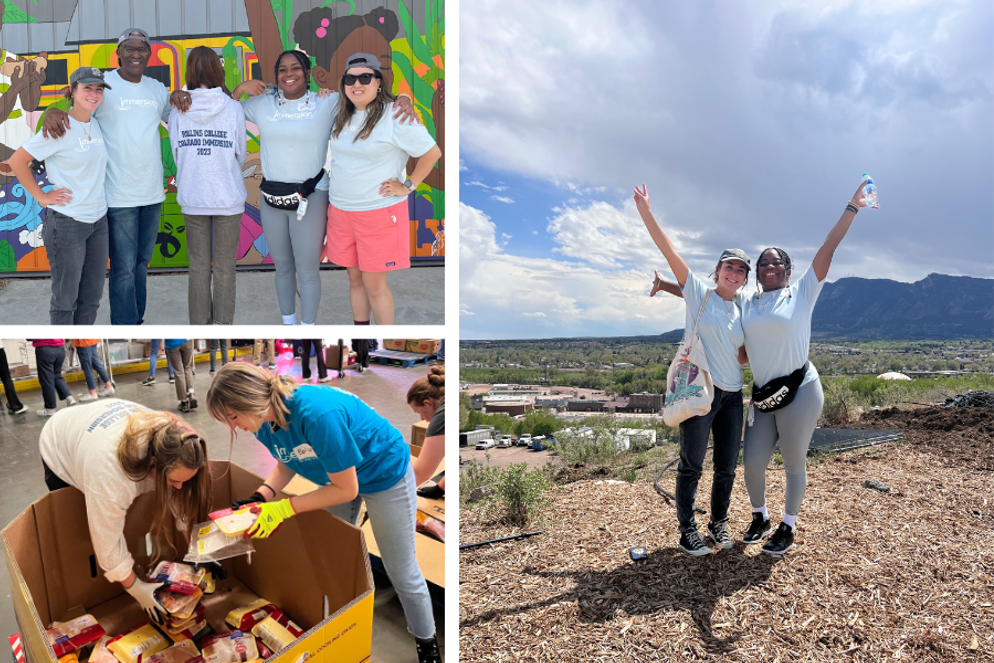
[206,363,297,440]
[117,410,212,567]
[406,364,444,409]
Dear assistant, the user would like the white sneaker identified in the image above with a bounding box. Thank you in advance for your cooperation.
[79,394,99,402]
[37,408,58,416]
[65,396,77,406]
[98,385,115,397]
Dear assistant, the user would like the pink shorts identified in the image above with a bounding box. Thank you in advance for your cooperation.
[324,200,411,272]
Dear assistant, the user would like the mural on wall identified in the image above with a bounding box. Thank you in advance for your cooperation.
[0,0,444,274]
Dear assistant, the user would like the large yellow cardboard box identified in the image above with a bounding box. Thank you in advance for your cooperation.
[2,461,374,663]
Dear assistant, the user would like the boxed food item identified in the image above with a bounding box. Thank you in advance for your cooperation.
[382,339,406,351]
[207,507,259,538]
[150,562,207,595]
[3,461,375,663]
[201,631,258,663]
[46,615,106,658]
[143,640,201,663]
[88,635,119,663]
[224,600,277,632]
[250,610,304,653]
[185,521,255,563]
[405,340,440,354]
[166,604,207,635]
[107,624,168,663]
[156,587,204,620]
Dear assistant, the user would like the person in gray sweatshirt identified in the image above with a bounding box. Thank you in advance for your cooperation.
[168,46,247,325]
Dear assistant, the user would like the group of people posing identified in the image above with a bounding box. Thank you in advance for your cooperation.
[37,362,446,662]
[636,179,870,556]
[10,28,440,326]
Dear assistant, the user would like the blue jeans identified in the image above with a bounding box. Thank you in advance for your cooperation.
[675,387,744,532]
[76,345,110,391]
[327,464,435,639]
[149,339,174,378]
[108,204,162,325]
[34,345,71,409]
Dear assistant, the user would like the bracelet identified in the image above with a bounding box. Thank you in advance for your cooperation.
[396,92,412,102]
[845,202,859,214]
[261,483,276,497]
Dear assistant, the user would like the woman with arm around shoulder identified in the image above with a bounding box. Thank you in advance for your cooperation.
[205,363,442,663]
[408,365,446,498]
[38,399,214,623]
[735,181,870,556]
[325,53,442,325]
[634,184,750,556]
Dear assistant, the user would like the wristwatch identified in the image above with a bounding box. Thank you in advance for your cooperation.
[404,178,415,192]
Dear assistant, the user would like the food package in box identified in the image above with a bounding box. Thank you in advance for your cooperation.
[107,624,168,663]
[224,600,277,632]
[250,610,304,653]
[46,615,106,658]
[89,635,119,663]
[382,339,406,351]
[167,604,207,634]
[150,561,207,594]
[405,340,440,354]
[208,507,260,537]
[201,631,259,663]
[144,639,202,663]
[156,586,204,619]
[58,653,79,663]
[185,521,254,564]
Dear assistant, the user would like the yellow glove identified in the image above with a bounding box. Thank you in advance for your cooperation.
[245,499,296,539]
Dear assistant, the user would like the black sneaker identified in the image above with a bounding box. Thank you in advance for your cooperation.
[743,513,774,544]
[707,520,734,549]
[678,528,712,556]
[169,376,176,384]
[179,400,191,413]
[142,376,156,386]
[188,394,198,409]
[415,635,442,663]
[762,522,795,556]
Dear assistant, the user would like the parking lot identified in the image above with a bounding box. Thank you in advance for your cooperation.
[459,443,556,471]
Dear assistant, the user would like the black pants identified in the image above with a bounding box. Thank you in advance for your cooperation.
[300,339,327,380]
[0,349,24,411]
[43,460,72,491]
[35,345,71,409]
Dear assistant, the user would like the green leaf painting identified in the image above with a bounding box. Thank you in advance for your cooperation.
[0,241,15,272]
[3,1,38,24]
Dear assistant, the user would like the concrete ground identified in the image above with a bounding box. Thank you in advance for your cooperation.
[0,266,444,325]
[0,350,444,662]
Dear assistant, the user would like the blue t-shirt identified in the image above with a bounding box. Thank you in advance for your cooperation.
[21,117,108,224]
[92,70,171,207]
[163,339,187,350]
[327,101,437,211]
[254,385,410,494]
[242,92,334,191]
[681,271,745,392]
[737,267,824,388]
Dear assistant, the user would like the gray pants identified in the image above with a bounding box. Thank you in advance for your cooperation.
[209,339,229,372]
[43,208,108,325]
[327,464,435,639]
[185,213,241,324]
[164,341,195,402]
[259,189,328,325]
[744,378,824,517]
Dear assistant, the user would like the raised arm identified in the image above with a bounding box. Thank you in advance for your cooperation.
[812,180,867,282]
[634,184,689,287]
[650,270,684,299]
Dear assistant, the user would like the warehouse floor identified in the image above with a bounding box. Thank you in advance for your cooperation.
[0,349,444,662]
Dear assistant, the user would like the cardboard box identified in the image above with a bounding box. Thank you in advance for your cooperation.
[2,461,374,663]
[127,343,145,360]
[382,340,407,351]
[411,421,429,452]
[405,340,440,354]
[9,363,29,378]
[324,345,354,371]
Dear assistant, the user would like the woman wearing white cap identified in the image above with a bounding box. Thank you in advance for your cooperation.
[324,53,441,326]
[634,184,751,557]
[9,67,110,324]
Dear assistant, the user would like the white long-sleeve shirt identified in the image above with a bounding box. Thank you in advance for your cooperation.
[39,399,155,583]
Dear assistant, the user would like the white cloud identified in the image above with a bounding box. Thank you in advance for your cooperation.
[490,195,514,204]
[20,224,43,248]
[522,312,547,318]
[465,180,508,192]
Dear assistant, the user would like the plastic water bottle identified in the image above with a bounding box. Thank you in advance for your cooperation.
[862,173,878,209]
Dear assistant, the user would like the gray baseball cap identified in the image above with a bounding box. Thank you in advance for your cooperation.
[718,248,750,269]
[343,53,382,74]
[70,66,112,89]
[118,27,150,45]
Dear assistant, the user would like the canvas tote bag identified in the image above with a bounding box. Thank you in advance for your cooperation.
[662,291,714,426]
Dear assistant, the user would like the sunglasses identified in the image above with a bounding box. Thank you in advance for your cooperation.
[342,73,376,86]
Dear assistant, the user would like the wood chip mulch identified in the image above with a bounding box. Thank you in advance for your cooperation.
[459,406,994,662]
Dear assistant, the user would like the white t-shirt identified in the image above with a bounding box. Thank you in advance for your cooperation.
[242,91,334,191]
[21,117,108,223]
[92,70,171,207]
[39,399,155,583]
[681,271,745,392]
[327,101,437,211]
[737,267,824,388]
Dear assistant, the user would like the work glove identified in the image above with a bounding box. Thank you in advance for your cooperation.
[125,577,166,624]
[231,491,266,510]
[193,561,228,581]
[245,499,296,539]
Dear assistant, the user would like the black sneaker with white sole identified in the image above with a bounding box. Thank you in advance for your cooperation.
[142,376,156,386]
[762,522,795,556]
[679,528,712,556]
[742,513,774,544]
[707,520,734,549]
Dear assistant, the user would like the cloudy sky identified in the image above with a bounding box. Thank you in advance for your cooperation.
[459,0,993,340]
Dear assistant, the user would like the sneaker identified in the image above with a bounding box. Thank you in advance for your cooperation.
[65,396,77,406]
[142,376,156,386]
[319,375,333,383]
[743,513,774,545]
[37,408,58,416]
[209,370,216,378]
[79,394,99,402]
[11,405,28,415]
[98,385,115,397]
[414,635,442,663]
[268,363,277,371]
[762,522,796,556]
[188,394,198,409]
[169,376,176,384]
[179,400,191,413]
[707,520,734,550]
[678,528,712,556]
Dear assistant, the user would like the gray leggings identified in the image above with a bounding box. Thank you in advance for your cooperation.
[259,189,328,324]
[743,378,824,517]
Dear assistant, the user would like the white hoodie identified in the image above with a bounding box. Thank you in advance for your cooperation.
[169,87,247,216]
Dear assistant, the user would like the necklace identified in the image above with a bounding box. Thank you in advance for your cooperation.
[78,119,91,142]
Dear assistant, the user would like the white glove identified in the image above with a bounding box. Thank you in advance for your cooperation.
[125,578,166,623]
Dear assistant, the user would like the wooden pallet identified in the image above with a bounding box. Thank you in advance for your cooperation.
[370,349,437,367]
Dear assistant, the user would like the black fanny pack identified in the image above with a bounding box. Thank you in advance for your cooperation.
[752,362,810,413]
[260,171,323,210]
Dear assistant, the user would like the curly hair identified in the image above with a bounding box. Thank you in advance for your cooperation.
[756,247,792,295]
[292,7,398,66]
[273,49,312,88]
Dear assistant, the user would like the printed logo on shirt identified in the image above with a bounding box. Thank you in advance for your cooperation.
[266,109,315,122]
[74,136,106,152]
[114,98,159,111]
[273,444,320,465]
